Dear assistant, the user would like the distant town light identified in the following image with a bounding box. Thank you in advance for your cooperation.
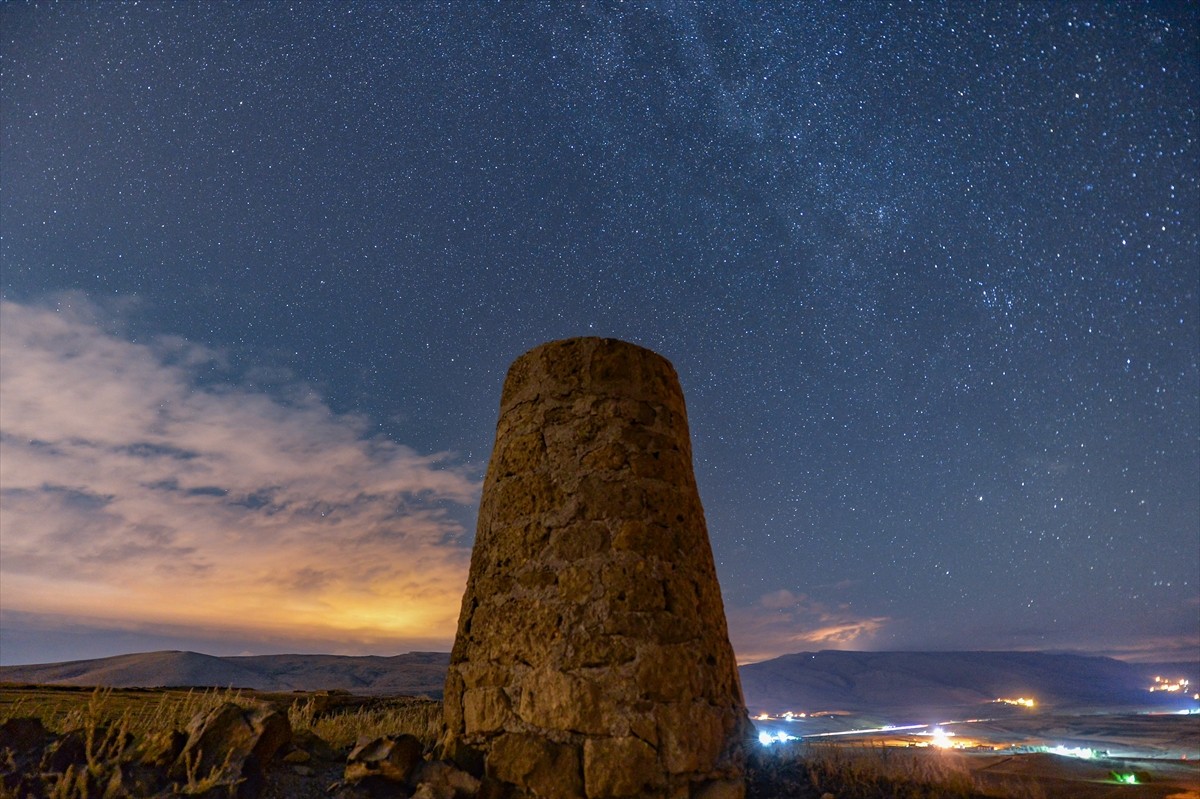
[929,727,954,749]
[1047,745,1095,759]
[1149,676,1190,693]
[758,730,799,746]
[753,710,808,722]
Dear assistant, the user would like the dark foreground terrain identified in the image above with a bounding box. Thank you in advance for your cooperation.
[2,685,1197,799]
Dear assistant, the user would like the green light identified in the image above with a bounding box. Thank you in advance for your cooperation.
[1110,772,1138,785]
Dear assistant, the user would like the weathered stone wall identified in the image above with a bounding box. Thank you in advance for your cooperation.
[441,337,750,799]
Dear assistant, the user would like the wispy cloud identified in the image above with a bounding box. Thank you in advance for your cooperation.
[0,295,481,657]
[729,588,889,664]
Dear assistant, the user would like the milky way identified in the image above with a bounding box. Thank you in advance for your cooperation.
[1,3,1196,664]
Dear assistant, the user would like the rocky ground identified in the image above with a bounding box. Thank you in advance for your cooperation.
[0,703,866,799]
[0,702,482,799]
[4,703,1197,799]
[0,700,639,799]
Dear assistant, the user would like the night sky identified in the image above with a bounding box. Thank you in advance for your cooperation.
[2,3,1196,667]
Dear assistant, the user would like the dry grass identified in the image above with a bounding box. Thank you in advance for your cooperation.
[1,686,443,797]
[6,688,1105,799]
[0,687,269,798]
[806,740,978,793]
[287,694,441,749]
[749,740,1052,799]
[1,684,441,751]
[0,685,254,744]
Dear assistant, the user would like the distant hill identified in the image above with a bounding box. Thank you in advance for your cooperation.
[2,650,1194,712]
[0,651,449,697]
[739,650,1198,715]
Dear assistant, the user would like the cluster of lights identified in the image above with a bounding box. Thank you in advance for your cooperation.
[993,697,1036,708]
[1046,745,1096,759]
[753,711,807,721]
[1148,676,1191,693]
[757,731,799,746]
[922,727,955,749]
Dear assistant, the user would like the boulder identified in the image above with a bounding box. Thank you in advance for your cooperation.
[344,734,424,785]
[41,728,88,774]
[411,759,482,799]
[171,702,292,798]
[141,729,188,770]
[0,717,48,760]
[0,717,51,797]
[291,728,339,762]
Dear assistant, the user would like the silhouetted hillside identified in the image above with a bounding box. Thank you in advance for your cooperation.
[0,650,449,697]
[4,650,1195,712]
[739,650,1195,715]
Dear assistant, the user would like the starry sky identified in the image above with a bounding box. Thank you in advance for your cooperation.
[1,2,1197,667]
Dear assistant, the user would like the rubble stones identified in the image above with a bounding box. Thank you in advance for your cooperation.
[441,337,751,798]
[411,759,483,799]
[344,734,424,784]
[339,737,483,799]
[1,702,298,799]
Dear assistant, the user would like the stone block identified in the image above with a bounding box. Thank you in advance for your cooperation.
[635,643,704,702]
[583,736,659,798]
[463,687,511,734]
[547,522,610,561]
[658,703,724,775]
[517,668,619,736]
[487,733,583,798]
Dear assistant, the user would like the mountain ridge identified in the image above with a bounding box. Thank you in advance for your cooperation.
[738,649,1197,714]
[2,649,1195,710]
[0,650,450,697]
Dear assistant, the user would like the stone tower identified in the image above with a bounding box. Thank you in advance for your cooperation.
[441,337,750,799]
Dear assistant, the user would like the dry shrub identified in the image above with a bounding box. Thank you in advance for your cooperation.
[3,686,254,745]
[749,740,1051,799]
[2,688,261,798]
[288,696,441,749]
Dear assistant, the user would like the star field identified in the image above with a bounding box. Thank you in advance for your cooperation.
[1,3,1196,664]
